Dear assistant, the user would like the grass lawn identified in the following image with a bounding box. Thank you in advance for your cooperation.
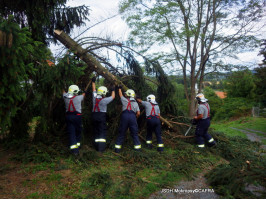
[0,143,223,199]
[1,117,265,199]
[210,117,266,139]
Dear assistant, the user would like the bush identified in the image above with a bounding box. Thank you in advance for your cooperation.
[206,132,265,198]
[225,70,256,99]
[213,97,253,121]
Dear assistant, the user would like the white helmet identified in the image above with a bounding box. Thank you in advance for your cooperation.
[125,89,135,98]
[97,86,108,96]
[196,93,208,102]
[147,94,156,103]
[68,85,80,95]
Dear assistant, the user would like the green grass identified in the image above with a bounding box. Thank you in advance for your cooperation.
[3,123,265,199]
[10,145,223,199]
[232,117,266,132]
[211,117,266,139]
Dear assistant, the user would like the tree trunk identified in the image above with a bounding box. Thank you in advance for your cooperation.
[189,78,196,118]
[54,30,176,131]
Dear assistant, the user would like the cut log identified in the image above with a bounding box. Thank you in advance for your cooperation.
[54,29,176,131]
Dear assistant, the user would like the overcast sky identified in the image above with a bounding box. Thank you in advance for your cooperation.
[51,0,265,69]
[51,0,129,58]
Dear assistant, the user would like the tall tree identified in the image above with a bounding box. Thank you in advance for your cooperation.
[255,40,266,106]
[258,39,266,66]
[119,0,265,116]
[0,0,90,43]
[225,70,256,99]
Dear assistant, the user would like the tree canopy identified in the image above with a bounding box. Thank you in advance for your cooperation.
[258,39,266,66]
[225,70,256,99]
[119,0,265,116]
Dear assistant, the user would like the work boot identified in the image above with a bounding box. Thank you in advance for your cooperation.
[73,152,79,156]
[147,144,153,149]
[114,149,121,153]
[207,141,216,147]
[71,149,79,156]
[158,150,164,154]
[195,144,205,153]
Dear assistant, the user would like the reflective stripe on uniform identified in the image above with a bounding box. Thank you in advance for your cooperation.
[197,144,205,148]
[77,143,81,147]
[95,139,106,143]
[146,140,152,144]
[150,102,156,116]
[126,98,132,111]
[68,96,77,112]
[134,145,141,149]
[94,98,103,112]
[157,144,164,147]
[208,138,214,143]
[115,145,122,149]
[70,144,78,149]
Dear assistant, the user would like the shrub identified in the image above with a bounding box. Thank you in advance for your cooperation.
[213,97,253,121]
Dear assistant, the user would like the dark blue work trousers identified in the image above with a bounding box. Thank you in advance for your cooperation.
[66,114,82,154]
[195,118,215,146]
[92,112,107,152]
[115,110,141,152]
[146,116,164,151]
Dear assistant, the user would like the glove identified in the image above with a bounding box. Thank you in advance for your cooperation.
[191,118,197,125]
[109,86,115,92]
[135,94,141,99]
[92,77,96,83]
[117,85,122,89]
[85,87,90,95]
[78,90,84,95]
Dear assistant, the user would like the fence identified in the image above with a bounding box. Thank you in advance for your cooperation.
[252,107,266,117]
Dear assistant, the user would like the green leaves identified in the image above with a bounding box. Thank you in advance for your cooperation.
[0,0,90,44]
[120,0,264,115]
[0,16,47,130]
[225,70,256,99]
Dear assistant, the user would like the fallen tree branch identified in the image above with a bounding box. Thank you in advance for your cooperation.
[54,29,176,131]
[122,75,159,85]
[54,29,126,90]
[167,120,190,127]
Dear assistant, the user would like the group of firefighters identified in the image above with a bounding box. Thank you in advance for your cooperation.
[63,77,216,156]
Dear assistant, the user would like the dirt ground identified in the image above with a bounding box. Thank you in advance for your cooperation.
[0,146,76,199]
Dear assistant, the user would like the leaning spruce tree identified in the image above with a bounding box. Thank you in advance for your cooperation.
[119,0,265,117]
[0,0,90,44]
[0,16,48,131]
[0,0,90,138]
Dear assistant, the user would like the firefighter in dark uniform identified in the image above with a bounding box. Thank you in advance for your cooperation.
[136,94,164,152]
[193,93,216,148]
[63,85,85,156]
[114,86,141,153]
[92,77,115,152]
